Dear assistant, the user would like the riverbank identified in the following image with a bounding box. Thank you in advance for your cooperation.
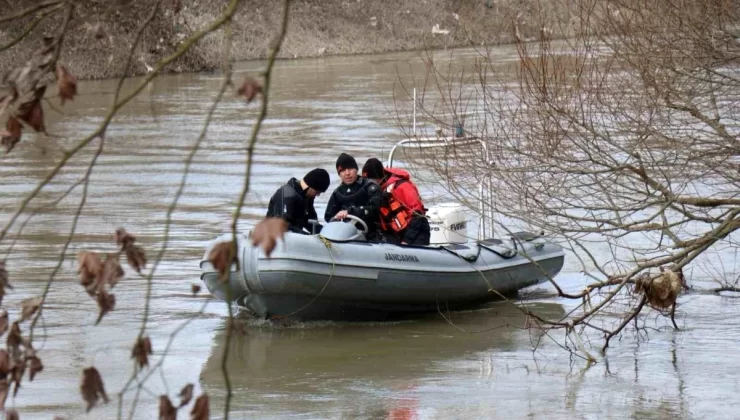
[0,0,571,80]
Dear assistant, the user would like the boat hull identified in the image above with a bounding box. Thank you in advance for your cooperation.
[200,231,564,321]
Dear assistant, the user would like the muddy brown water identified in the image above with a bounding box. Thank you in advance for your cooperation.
[0,46,738,419]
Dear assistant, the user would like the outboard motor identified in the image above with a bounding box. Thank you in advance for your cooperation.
[427,203,468,245]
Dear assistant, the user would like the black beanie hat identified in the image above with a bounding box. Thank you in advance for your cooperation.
[362,158,385,179]
[303,168,330,192]
[335,153,358,172]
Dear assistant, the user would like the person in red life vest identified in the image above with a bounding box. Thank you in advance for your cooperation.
[362,158,431,246]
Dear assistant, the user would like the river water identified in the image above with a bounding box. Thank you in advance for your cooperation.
[0,46,738,419]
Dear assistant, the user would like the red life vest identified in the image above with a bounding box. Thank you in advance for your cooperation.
[379,168,424,233]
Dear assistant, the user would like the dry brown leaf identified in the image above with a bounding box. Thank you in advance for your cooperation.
[27,355,42,381]
[0,380,8,412]
[159,395,176,420]
[251,218,288,258]
[2,117,22,154]
[19,297,42,322]
[6,323,20,354]
[131,336,152,369]
[190,393,209,420]
[0,310,7,338]
[124,244,146,274]
[237,77,262,104]
[0,351,9,379]
[208,241,236,279]
[170,0,182,13]
[191,284,201,296]
[77,251,103,292]
[55,63,77,105]
[80,367,108,412]
[178,383,193,407]
[95,288,115,325]
[17,98,45,133]
[10,359,24,397]
[3,117,20,139]
[0,262,10,307]
[5,408,18,420]
[114,228,136,249]
[100,253,124,288]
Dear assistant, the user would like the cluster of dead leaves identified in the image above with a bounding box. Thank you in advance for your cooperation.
[115,228,147,274]
[158,384,209,420]
[76,228,147,325]
[80,366,108,412]
[76,251,120,325]
[0,36,77,154]
[635,266,687,309]
[132,335,153,369]
[0,318,45,412]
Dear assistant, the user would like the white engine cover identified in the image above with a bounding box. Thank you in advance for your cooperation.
[427,203,468,244]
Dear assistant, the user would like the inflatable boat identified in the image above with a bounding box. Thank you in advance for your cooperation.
[199,137,565,321]
[199,209,564,321]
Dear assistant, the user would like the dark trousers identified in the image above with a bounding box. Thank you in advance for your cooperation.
[383,217,431,246]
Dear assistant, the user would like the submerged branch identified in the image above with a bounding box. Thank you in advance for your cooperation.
[602,295,647,354]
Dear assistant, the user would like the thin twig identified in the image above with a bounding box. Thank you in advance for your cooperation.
[2,178,85,262]
[29,135,105,342]
[601,295,647,354]
[0,0,62,24]
[0,3,64,53]
[137,3,230,337]
[224,1,290,418]
[0,0,243,248]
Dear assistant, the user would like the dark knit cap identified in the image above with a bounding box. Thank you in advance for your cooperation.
[303,168,330,192]
[335,153,358,172]
[362,158,385,179]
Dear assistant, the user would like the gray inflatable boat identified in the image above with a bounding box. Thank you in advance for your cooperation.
[199,215,565,321]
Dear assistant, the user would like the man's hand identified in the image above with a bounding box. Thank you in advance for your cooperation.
[334,210,349,220]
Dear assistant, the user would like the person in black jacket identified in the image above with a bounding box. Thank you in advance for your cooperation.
[266,168,330,234]
[324,153,381,234]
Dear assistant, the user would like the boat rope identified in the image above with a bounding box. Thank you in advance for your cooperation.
[269,234,337,320]
[478,243,518,260]
[441,243,482,262]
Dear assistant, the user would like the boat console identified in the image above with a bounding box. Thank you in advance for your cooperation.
[318,215,368,241]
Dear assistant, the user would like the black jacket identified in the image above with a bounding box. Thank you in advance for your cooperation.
[266,178,321,234]
[324,177,381,230]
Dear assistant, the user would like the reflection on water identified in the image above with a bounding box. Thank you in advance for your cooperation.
[0,47,738,419]
[201,301,566,419]
[197,293,740,419]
